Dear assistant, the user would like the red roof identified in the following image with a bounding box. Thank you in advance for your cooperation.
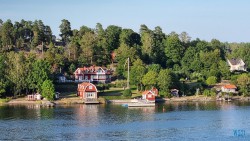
[142,87,158,96]
[223,84,237,89]
[78,82,97,92]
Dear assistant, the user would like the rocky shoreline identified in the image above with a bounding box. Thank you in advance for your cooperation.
[2,95,250,106]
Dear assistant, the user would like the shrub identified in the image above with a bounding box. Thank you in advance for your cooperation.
[123,89,132,97]
[159,91,172,98]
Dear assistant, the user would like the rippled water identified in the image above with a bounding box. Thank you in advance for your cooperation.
[0,102,250,141]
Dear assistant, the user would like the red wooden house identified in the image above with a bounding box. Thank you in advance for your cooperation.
[142,87,159,102]
[74,66,112,83]
[77,82,99,104]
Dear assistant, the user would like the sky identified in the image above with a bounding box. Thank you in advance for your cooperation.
[1,0,250,42]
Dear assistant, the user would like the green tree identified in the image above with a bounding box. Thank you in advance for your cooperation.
[147,64,162,73]
[31,60,51,92]
[115,43,138,78]
[130,59,146,91]
[142,71,158,89]
[79,31,97,65]
[105,25,122,53]
[206,76,217,85]
[41,80,55,101]
[237,73,250,96]
[157,69,172,92]
[0,20,14,51]
[164,34,184,65]
[219,60,230,79]
[59,19,72,43]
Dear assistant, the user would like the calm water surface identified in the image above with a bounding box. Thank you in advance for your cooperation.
[0,102,250,141]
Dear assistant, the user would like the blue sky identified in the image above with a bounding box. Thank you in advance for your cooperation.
[1,0,250,42]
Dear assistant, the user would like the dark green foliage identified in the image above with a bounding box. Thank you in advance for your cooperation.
[123,89,132,97]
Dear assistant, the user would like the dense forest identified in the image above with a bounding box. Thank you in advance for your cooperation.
[0,19,250,99]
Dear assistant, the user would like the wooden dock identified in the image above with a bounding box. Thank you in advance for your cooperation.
[127,100,155,107]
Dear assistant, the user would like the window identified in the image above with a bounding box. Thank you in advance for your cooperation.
[89,86,93,89]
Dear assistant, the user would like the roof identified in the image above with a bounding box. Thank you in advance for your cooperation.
[78,82,97,92]
[228,58,242,65]
[223,84,237,89]
[142,90,150,95]
[142,87,158,96]
[75,66,111,74]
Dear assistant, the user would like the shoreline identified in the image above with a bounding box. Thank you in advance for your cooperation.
[2,95,250,106]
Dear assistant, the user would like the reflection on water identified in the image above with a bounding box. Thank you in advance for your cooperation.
[0,102,250,140]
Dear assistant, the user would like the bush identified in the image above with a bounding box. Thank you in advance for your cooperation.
[159,91,172,98]
[206,76,217,85]
[123,89,132,97]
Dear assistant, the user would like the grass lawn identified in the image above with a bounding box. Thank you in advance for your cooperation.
[99,86,142,100]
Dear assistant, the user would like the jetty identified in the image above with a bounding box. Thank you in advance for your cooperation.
[127,99,155,107]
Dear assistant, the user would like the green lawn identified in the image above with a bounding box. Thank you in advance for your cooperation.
[99,86,142,100]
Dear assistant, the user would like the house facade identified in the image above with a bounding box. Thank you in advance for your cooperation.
[142,87,158,102]
[227,58,247,72]
[74,66,112,83]
[221,84,237,93]
[77,82,99,103]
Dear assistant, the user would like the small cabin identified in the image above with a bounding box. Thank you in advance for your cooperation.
[221,84,237,93]
[77,82,99,104]
[142,87,158,102]
[27,93,41,101]
[170,89,179,97]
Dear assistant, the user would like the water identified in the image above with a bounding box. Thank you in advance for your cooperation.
[0,102,250,141]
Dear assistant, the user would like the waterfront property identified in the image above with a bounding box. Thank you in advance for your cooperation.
[74,66,112,83]
[77,82,99,103]
[227,58,247,72]
[221,84,237,93]
[27,93,41,101]
[142,87,158,102]
[170,89,179,97]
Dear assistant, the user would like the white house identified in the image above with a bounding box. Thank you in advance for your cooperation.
[227,58,247,72]
[221,84,237,93]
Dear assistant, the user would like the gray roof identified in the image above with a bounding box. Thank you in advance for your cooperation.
[228,58,242,65]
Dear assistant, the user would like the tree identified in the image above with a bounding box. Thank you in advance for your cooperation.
[140,26,154,63]
[59,19,72,43]
[115,43,138,78]
[181,46,196,72]
[147,64,162,73]
[130,59,146,91]
[164,34,184,65]
[179,31,191,44]
[237,73,250,96]
[31,60,51,92]
[41,80,55,101]
[105,25,122,52]
[0,20,14,51]
[157,69,172,92]
[219,60,230,79]
[79,31,97,65]
[206,76,217,85]
[142,71,158,89]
